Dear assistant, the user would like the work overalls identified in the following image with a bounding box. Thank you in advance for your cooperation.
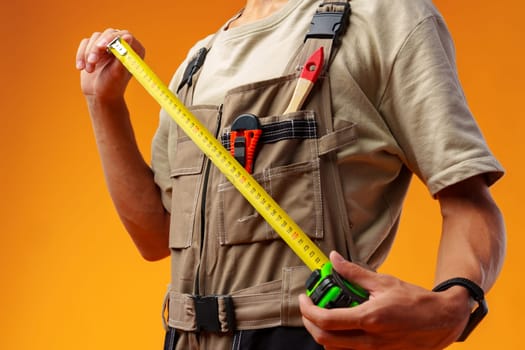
[163,2,357,349]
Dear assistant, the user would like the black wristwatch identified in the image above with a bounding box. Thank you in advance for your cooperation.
[432,277,488,342]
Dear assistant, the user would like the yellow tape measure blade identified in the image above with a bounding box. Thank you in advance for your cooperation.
[107,37,329,271]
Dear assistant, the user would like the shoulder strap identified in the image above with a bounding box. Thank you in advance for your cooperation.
[284,0,351,75]
[177,47,208,94]
[176,34,217,105]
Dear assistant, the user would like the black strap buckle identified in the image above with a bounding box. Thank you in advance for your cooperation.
[193,295,236,333]
[304,2,351,42]
[177,47,208,93]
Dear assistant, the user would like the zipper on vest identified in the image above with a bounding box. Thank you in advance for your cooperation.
[194,104,223,295]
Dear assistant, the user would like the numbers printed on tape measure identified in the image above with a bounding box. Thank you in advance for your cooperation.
[107,37,328,271]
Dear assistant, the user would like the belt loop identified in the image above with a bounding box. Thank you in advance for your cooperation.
[219,296,236,333]
[193,295,237,333]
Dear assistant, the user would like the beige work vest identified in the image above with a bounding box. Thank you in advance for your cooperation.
[163,2,360,335]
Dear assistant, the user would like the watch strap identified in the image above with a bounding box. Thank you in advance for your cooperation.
[432,277,488,341]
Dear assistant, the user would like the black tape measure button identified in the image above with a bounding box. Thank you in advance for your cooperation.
[310,278,335,306]
[306,269,321,291]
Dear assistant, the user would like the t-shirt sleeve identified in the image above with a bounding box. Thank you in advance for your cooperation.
[378,15,504,196]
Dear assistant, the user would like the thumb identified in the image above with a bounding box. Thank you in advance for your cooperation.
[329,251,378,291]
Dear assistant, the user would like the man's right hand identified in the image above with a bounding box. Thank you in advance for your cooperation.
[75,29,170,261]
[75,29,145,102]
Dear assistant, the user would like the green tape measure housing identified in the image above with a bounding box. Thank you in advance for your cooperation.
[306,263,369,308]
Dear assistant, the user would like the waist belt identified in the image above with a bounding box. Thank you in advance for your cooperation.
[163,289,287,333]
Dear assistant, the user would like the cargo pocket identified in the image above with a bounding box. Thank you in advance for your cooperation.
[168,133,204,248]
[167,105,218,249]
[216,112,323,246]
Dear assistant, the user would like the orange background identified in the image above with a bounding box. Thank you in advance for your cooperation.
[1,0,523,349]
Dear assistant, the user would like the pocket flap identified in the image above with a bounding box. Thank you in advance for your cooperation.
[170,136,205,177]
[318,121,357,156]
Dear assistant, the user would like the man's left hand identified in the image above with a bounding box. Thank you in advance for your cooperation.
[299,251,471,350]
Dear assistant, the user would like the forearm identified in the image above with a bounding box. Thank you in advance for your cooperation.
[299,176,506,349]
[87,96,170,261]
[435,175,506,291]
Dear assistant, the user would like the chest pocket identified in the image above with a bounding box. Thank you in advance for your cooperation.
[216,111,324,245]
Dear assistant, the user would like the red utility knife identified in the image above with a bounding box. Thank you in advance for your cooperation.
[283,47,324,114]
